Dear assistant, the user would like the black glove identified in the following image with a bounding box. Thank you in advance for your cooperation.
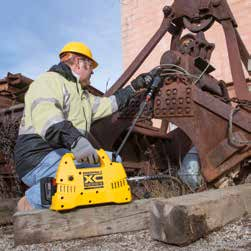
[131,73,153,91]
[71,137,99,164]
[131,68,161,91]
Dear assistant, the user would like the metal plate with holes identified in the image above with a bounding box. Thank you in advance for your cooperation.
[154,81,194,118]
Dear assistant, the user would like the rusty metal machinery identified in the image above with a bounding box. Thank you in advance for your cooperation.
[0,73,32,198]
[0,105,24,198]
[92,0,251,192]
[105,0,251,100]
[0,0,251,199]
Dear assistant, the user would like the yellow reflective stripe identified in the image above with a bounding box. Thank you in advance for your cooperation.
[19,125,35,135]
[31,98,62,113]
[109,95,118,113]
[91,96,118,119]
[91,96,115,122]
[31,98,65,136]
[92,96,101,114]
[62,84,70,118]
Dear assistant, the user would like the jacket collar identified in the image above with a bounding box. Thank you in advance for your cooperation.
[71,71,80,83]
[48,62,77,82]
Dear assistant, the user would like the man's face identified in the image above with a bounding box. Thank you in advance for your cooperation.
[76,57,94,86]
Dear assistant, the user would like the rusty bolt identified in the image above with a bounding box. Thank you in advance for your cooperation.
[156,99,161,106]
[186,87,191,94]
[180,77,186,83]
[165,77,172,84]
[166,90,171,96]
[155,108,160,115]
[185,107,191,114]
[169,109,175,115]
[179,98,184,104]
[172,98,176,104]
[172,88,177,95]
[186,97,191,104]
[166,99,170,105]
[178,107,182,114]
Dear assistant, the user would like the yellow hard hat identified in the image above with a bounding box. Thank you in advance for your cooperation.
[59,41,98,68]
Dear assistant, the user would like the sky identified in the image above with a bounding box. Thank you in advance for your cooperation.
[0,0,122,92]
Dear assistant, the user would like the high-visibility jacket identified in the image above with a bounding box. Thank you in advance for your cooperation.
[14,63,134,178]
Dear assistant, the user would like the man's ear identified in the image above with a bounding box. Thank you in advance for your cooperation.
[73,57,80,70]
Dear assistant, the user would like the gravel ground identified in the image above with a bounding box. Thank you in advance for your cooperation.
[0,215,250,251]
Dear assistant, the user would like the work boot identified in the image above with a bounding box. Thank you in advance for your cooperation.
[17,196,33,212]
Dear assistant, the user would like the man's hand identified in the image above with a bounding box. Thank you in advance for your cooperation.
[131,73,153,91]
[131,68,161,91]
[71,137,99,164]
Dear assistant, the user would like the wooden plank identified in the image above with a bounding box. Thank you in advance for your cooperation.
[0,198,18,225]
[0,96,14,108]
[150,184,251,246]
[14,198,153,246]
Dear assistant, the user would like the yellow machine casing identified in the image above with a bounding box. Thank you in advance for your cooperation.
[50,149,132,211]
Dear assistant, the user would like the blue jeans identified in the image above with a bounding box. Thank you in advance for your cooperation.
[22,149,121,209]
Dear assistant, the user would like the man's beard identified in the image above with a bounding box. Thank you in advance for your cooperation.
[80,78,91,87]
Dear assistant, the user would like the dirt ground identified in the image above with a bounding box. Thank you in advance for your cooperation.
[0,215,250,251]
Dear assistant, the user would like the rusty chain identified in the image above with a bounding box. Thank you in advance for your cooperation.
[228,97,251,109]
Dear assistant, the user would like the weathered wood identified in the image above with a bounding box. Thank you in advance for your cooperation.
[150,184,251,246]
[14,198,153,246]
[0,198,19,225]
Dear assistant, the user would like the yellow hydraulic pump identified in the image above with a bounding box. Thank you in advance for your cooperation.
[41,149,132,211]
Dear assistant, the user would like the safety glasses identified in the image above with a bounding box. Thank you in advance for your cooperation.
[78,57,94,69]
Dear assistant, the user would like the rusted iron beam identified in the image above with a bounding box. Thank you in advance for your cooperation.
[206,131,248,168]
[0,73,33,109]
[222,20,251,100]
[6,72,33,86]
[104,7,179,96]
[132,125,169,139]
[123,161,149,170]
[0,103,24,115]
[193,88,251,133]
[0,84,21,93]
[0,96,16,108]
[235,30,251,75]
[204,148,251,182]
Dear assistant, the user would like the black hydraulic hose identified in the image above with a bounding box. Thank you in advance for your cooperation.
[112,75,162,161]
